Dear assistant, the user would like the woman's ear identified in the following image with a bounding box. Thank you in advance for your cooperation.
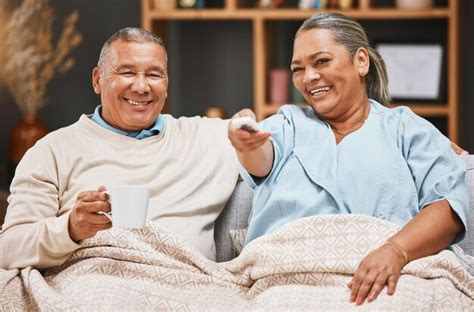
[354,47,370,77]
[92,67,101,95]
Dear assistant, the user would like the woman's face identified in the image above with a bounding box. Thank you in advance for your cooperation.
[291,28,369,120]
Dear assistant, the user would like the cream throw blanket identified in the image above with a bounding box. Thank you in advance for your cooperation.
[1,215,472,310]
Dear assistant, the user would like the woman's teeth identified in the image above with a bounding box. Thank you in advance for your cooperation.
[309,87,330,95]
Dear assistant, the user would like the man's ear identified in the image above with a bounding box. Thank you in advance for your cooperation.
[354,47,370,77]
[92,67,101,95]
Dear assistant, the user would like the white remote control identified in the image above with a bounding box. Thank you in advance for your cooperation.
[231,116,261,132]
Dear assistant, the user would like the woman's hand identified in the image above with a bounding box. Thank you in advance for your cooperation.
[227,108,273,178]
[348,242,408,305]
[228,109,271,153]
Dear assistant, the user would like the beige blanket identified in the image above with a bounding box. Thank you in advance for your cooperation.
[1,215,473,311]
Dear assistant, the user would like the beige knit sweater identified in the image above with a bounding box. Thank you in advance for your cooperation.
[0,114,239,269]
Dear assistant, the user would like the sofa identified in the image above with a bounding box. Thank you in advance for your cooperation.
[214,155,474,262]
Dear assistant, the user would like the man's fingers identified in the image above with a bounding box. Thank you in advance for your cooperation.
[77,191,109,203]
[84,200,111,214]
[97,185,107,193]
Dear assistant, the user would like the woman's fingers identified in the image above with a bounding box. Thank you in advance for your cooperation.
[355,278,374,304]
[349,244,405,305]
[367,273,388,302]
[349,268,366,303]
[386,274,400,295]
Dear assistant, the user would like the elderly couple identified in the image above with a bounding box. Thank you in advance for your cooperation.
[0,13,470,305]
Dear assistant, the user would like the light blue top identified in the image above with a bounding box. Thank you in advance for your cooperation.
[240,100,469,244]
[90,105,164,139]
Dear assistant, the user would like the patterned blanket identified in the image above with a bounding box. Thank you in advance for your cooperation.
[1,215,473,311]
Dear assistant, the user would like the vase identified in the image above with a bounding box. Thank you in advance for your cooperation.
[395,0,433,10]
[7,113,49,181]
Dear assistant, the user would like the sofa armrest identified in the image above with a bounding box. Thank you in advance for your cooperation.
[215,180,253,262]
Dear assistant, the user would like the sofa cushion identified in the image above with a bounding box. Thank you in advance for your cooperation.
[214,180,252,262]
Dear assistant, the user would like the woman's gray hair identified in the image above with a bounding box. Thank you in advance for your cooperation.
[297,13,390,106]
[97,27,167,73]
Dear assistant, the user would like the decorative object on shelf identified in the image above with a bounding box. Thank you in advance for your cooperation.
[203,106,226,119]
[179,0,205,8]
[260,0,286,8]
[338,0,353,10]
[327,0,338,8]
[154,0,177,10]
[8,113,49,167]
[395,0,433,10]
[298,0,327,9]
[377,44,443,100]
[0,0,82,170]
[269,68,290,105]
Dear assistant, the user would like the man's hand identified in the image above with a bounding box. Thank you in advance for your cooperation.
[228,109,271,153]
[347,242,407,305]
[68,185,112,242]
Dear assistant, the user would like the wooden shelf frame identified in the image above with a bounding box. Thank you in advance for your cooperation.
[146,8,451,20]
[142,0,459,141]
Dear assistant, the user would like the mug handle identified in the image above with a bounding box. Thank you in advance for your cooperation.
[97,211,112,221]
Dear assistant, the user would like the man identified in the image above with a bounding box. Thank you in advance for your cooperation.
[0,28,239,269]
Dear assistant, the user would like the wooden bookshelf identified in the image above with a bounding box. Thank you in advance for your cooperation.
[142,0,459,141]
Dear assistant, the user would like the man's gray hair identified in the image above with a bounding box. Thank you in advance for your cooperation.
[297,13,390,106]
[97,27,167,72]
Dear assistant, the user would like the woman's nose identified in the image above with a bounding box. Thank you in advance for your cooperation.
[303,68,321,84]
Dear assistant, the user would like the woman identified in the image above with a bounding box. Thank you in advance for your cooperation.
[228,13,469,305]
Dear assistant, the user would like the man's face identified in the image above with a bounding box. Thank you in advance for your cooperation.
[92,40,168,132]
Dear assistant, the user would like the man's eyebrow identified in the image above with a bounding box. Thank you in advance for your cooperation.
[291,51,328,66]
[115,64,134,71]
[114,64,166,73]
[148,66,166,73]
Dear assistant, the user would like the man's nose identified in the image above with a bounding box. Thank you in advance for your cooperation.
[131,74,150,94]
[303,68,321,84]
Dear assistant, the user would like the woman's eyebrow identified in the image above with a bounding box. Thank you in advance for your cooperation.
[291,51,328,65]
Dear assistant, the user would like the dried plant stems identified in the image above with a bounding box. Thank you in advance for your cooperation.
[0,0,82,114]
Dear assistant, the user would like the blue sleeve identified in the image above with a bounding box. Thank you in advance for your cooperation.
[239,108,295,189]
[400,108,469,243]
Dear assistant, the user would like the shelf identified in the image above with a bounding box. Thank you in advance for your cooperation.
[142,0,459,141]
[148,8,451,20]
[389,103,449,117]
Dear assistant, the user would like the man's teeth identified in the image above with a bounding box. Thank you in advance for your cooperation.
[309,87,330,95]
[126,99,149,106]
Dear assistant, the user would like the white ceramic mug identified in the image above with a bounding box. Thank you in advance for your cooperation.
[99,186,150,229]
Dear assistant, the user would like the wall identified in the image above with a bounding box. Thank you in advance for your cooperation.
[0,0,141,189]
[0,1,473,191]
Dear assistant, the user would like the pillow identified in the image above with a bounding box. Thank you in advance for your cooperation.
[229,228,248,256]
